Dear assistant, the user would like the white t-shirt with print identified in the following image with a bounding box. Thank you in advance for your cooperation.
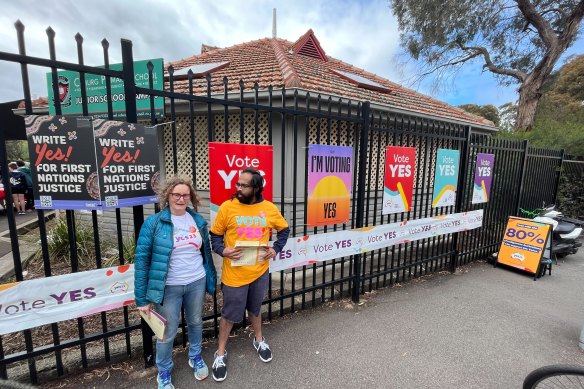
[166,212,206,286]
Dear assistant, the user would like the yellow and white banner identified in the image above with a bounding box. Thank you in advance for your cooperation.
[270,210,483,272]
[0,265,134,335]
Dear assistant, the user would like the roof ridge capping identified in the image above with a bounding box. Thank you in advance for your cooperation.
[201,44,220,54]
[271,38,302,88]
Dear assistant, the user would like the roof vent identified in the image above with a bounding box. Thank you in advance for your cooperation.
[292,30,327,61]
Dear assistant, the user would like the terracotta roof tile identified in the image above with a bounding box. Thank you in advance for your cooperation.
[166,30,494,128]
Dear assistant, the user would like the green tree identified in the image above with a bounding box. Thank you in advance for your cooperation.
[391,0,584,131]
[458,104,501,127]
[4,140,28,162]
[498,55,584,156]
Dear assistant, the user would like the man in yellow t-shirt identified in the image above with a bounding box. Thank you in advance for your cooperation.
[209,167,289,382]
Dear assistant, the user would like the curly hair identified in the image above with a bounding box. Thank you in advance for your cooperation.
[157,175,200,210]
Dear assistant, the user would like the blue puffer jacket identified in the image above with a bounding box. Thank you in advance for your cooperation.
[134,207,217,307]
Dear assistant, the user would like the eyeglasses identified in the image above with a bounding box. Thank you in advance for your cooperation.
[235,183,252,189]
[170,193,190,200]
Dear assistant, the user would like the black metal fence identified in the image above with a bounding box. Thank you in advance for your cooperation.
[0,23,580,384]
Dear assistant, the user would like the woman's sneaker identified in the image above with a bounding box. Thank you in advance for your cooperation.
[252,337,273,362]
[212,352,227,382]
[188,354,209,380]
[156,369,174,389]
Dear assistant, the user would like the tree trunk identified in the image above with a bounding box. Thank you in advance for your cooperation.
[515,79,542,132]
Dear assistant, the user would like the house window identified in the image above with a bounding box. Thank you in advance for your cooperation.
[330,70,391,93]
[167,61,230,80]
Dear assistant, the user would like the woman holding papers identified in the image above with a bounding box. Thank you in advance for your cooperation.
[134,176,217,389]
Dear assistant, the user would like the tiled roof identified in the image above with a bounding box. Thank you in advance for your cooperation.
[18,96,48,109]
[167,30,495,129]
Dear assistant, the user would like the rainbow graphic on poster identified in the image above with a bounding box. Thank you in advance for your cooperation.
[472,153,495,204]
[307,144,353,226]
[383,146,416,215]
[432,149,460,208]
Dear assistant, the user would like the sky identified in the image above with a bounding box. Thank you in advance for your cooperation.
[0,0,583,109]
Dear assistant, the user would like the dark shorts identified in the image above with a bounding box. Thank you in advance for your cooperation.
[11,188,26,194]
[221,270,269,323]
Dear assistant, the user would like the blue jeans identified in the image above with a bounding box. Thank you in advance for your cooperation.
[154,277,206,372]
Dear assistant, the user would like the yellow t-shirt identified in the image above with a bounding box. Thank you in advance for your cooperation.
[211,198,288,287]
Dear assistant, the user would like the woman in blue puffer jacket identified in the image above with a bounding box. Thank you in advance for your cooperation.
[134,176,217,389]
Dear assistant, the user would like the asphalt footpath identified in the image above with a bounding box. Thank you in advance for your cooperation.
[39,242,584,389]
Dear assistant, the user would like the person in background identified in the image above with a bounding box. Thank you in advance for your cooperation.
[0,177,5,213]
[16,160,33,211]
[209,167,290,382]
[8,162,27,215]
[134,176,217,389]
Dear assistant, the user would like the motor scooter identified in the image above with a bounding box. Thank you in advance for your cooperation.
[531,204,583,259]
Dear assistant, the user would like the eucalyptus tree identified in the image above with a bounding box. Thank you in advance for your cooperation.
[391,0,584,131]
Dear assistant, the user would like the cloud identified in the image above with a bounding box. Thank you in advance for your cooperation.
[0,0,581,107]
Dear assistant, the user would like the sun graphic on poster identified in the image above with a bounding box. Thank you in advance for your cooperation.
[308,176,350,226]
[312,176,348,197]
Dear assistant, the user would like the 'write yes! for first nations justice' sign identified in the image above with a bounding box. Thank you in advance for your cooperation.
[26,115,100,209]
[93,120,160,208]
[25,115,160,210]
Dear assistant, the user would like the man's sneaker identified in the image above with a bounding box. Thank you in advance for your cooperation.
[156,369,174,389]
[252,337,273,362]
[212,352,227,382]
[188,354,209,380]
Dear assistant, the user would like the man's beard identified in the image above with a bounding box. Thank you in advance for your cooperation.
[237,191,254,204]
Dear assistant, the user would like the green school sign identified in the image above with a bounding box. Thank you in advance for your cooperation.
[46,58,164,119]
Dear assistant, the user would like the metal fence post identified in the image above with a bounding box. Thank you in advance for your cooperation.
[552,149,566,205]
[121,39,152,367]
[450,126,472,272]
[515,140,530,215]
[352,101,370,303]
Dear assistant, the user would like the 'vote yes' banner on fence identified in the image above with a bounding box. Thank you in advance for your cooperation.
[270,210,483,272]
[0,265,135,335]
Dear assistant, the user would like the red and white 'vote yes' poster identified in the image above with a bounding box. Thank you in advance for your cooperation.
[208,142,273,221]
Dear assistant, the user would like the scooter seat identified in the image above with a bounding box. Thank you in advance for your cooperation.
[556,221,575,234]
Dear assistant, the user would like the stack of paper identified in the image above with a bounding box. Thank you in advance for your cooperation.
[232,241,264,266]
[139,309,167,340]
